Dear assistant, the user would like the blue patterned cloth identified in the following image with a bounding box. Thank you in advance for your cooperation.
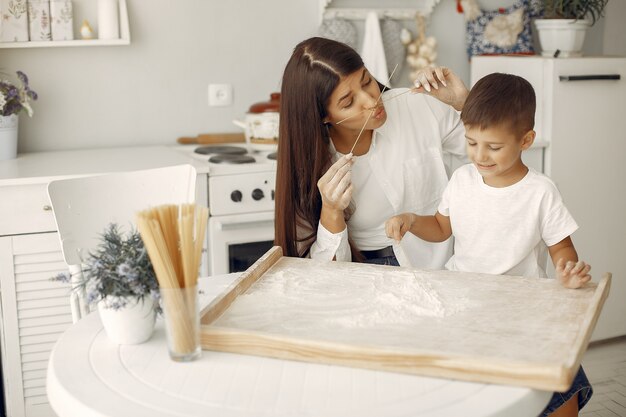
[465,0,543,58]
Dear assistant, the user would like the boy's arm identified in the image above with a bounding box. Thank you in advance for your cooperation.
[385,212,452,243]
[548,236,592,289]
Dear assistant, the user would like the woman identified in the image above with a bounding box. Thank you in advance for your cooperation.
[274,37,468,267]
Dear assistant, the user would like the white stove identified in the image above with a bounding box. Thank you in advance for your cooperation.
[174,144,277,276]
[182,144,277,176]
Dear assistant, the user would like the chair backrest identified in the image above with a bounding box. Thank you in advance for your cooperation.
[47,164,197,321]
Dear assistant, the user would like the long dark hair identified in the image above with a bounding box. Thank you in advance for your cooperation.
[274,37,365,259]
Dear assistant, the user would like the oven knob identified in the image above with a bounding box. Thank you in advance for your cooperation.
[231,190,243,202]
[251,188,264,201]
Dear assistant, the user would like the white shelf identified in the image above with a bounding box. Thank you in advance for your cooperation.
[0,0,130,49]
[0,38,129,48]
[323,8,422,21]
[319,0,441,23]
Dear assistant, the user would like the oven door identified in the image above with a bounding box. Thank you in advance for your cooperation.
[207,211,275,276]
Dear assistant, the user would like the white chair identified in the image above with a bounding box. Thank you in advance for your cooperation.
[47,164,197,322]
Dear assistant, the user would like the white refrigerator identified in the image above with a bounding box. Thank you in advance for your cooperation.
[471,56,626,341]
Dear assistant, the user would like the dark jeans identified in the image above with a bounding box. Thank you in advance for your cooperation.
[362,254,400,266]
[539,366,593,416]
[360,246,400,266]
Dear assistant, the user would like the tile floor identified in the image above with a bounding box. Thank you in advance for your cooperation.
[579,337,626,417]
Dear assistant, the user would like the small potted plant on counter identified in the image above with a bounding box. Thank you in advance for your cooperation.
[0,70,37,160]
[534,0,609,57]
[53,223,161,344]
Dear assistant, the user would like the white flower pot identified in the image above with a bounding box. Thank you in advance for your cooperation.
[0,114,18,161]
[535,19,590,58]
[98,297,156,344]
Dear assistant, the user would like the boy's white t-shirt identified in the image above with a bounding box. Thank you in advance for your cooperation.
[438,164,578,277]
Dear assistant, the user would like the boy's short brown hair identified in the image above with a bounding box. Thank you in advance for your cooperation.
[461,72,536,138]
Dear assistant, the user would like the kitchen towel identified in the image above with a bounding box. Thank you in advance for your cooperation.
[380,18,405,76]
[361,11,389,84]
[318,18,357,50]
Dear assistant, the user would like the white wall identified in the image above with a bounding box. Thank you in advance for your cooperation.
[1,0,320,152]
[0,0,610,153]
[603,0,626,56]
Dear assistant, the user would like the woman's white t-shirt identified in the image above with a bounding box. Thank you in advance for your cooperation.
[344,145,396,250]
[438,164,578,277]
[309,88,467,268]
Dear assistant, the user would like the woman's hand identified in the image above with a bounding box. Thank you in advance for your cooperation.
[412,66,469,111]
[385,213,416,242]
[556,258,592,289]
[318,154,354,213]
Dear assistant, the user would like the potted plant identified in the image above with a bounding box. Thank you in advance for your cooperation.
[0,70,37,160]
[534,0,610,57]
[53,223,161,344]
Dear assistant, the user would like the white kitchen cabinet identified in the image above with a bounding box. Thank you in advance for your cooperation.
[0,146,209,417]
[0,178,71,417]
[0,233,70,417]
[471,56,626,341]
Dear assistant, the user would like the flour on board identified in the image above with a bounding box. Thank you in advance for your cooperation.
[218,264,466,332]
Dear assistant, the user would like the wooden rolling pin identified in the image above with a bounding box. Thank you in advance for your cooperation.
[177,133,246,144]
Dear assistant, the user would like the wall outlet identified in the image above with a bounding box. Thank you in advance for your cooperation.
[208,84,233,107]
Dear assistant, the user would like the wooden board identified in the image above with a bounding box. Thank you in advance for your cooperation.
[177,133,245,144]
[200,247,611,391]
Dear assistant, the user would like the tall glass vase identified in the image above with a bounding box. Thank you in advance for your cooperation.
[0,114,18,161]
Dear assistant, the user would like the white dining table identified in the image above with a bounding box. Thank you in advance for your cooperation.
[47,273,552,417]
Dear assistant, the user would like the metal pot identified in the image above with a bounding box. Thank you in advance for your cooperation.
[232,93,280,152]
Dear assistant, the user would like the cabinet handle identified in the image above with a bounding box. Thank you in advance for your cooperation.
[43,205,52,211]
[559,74,621,82]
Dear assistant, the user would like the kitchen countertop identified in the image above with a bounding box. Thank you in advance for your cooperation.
[0,146,208,186]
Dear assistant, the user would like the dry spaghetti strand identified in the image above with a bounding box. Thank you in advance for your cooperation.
[137,203,209,356]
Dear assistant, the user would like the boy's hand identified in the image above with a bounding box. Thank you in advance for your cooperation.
[385,213,415,242]
[556,258,592,289]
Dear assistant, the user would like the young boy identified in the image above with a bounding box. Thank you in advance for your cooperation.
[386,73,592,416]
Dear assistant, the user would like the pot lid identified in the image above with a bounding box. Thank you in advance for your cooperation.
[249,93,280,113]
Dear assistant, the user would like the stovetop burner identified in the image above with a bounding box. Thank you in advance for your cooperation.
[194,145,247,156]
[208,154,256,164]
[267,152,277,160]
